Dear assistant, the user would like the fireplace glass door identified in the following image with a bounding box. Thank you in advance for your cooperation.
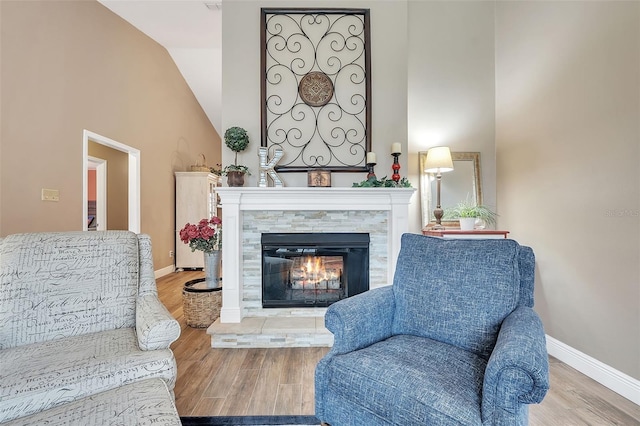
[261,233,369,308]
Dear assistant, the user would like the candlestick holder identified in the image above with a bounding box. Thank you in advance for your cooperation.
[391,153,401,182]
[366,162,377,180]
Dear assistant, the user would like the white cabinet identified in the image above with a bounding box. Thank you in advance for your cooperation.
[175,172,221,269]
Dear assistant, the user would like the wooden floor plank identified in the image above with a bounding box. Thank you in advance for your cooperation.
[249,351,287,415]
[172,325,215,362]
[274,384,303,416]
[202,349,248,399]
[301,347,327,414]
[249,365,280,414]
[241,347,268,370]
[191,397,226,417]
[279,347,303,385]
[175,350,225,415]
[218,367,261,416]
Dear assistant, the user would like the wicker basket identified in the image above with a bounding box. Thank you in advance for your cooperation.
[182,280,222,328]
[190,154,210,172]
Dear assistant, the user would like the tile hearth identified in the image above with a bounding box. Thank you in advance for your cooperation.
[207,316,333,348]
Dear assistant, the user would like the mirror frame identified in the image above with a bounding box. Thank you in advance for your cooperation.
[419,151,482,229]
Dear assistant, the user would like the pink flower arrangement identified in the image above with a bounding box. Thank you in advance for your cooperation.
[179,217,222,253]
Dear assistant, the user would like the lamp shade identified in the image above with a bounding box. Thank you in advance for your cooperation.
[424,146,454,173]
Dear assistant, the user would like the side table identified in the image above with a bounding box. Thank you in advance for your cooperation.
[182,278,222,328]
[422,229,510,239]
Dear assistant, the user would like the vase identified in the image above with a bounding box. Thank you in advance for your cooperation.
[226,171,245,187]
[459,217,476,231]
[204,250,221,288]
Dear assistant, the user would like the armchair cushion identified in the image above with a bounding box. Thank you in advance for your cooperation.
[321,335,486,424]
[0,328,176,422]
[392,234,521,359]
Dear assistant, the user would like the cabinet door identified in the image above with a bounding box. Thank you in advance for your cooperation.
[208,178,218,219]
[175,172,220,269]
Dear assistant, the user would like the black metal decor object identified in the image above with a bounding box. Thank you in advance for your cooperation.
[261,8,371,173]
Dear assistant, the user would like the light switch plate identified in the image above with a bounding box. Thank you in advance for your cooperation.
[41,188,60,202]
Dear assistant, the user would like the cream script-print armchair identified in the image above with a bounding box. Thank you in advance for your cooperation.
[0,231,181,423]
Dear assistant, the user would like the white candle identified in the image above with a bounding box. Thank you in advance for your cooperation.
[391,142,402,154]
[366,152,377,164]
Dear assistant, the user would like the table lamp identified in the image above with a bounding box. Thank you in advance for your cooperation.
[424,146,454,229]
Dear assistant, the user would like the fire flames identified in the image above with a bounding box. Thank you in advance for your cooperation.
[291,256,342,290]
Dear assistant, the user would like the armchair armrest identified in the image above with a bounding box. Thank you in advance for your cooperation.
[482,306,550,423]
[136,294,181,350]
[316,286,395,420]
[325,286,395,355]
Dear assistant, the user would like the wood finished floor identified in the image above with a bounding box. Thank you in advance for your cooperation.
[157,270,640,424]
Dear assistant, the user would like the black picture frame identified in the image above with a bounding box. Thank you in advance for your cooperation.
[261,8,372,173]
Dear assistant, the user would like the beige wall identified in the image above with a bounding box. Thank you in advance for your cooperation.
[496,1,639,379]
[407,1,496,232]
[0,0,221,269]
[221,0,408,189]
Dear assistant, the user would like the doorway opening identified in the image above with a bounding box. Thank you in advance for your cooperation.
[87,156,106,231]
[82,130,140,233]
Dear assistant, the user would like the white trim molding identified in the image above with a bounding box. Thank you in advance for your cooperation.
[154,265,175,280]
[82,130,141,233]
[546,335,640,405]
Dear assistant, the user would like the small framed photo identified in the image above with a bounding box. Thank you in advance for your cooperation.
[308,170,331,187]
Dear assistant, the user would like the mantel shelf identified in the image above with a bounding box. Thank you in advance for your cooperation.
[216,187,415,211]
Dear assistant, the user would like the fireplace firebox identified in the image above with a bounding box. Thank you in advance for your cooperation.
[261,233,370,308]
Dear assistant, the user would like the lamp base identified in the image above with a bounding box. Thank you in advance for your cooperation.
[433,207,444,229]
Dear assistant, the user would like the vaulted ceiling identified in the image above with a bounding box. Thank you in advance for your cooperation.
[98,0,223,134]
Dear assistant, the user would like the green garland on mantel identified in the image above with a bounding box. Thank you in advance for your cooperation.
[352,176,413,188]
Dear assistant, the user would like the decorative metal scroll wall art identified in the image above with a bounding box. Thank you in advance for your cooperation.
[261,8,371,173]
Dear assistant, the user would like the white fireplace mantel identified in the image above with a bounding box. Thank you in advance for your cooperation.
[217,187,416,323]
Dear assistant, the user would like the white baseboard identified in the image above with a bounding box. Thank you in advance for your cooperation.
[154,264,175,279]
[546,335,640,405]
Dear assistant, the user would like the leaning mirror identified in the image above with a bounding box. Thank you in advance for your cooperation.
[419,151,482,228]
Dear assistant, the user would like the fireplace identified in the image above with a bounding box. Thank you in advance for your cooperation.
[261,233,370,308]
[214,187,414,323]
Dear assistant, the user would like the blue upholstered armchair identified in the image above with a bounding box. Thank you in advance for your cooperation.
[315,234,549,425]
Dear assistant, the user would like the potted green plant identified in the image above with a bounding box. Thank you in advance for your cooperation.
[445,197,497,230]
[223,126,250,187]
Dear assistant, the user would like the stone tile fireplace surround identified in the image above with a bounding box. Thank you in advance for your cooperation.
[216,187,415,324]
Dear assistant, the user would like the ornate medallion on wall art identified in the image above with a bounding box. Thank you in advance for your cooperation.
[298,72,334,107]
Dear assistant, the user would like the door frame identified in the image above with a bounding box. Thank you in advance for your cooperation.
[82,130,140,233]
